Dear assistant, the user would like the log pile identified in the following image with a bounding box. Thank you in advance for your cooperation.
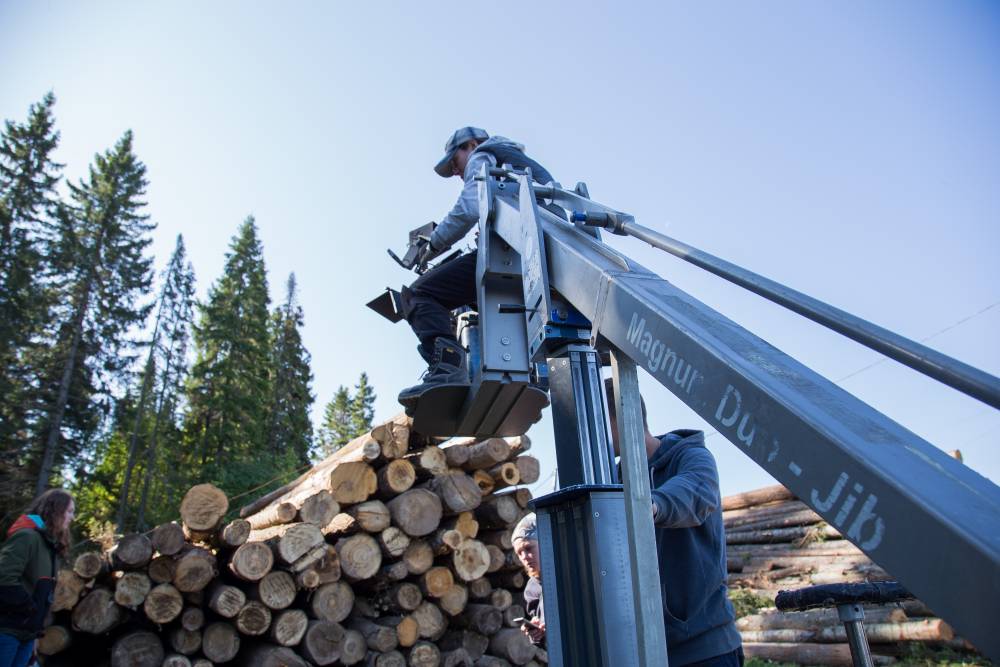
[724,484,981,665]
[42,414,548,667]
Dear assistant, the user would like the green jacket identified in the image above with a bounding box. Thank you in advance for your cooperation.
[0,514,59,640]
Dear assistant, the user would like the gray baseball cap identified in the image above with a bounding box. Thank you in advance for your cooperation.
[511,512,538,544]
[434,126,489,177]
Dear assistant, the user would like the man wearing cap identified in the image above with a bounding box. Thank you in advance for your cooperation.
[397,127,554,407]
[511,512,545,646]
[605,379,744,667]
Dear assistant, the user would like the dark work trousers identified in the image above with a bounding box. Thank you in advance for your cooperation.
[405,252,478,363]
[680,647,745,667]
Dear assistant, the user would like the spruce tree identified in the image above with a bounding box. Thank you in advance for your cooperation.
[316,386,352,458]
[184,217,275,496]
[35,130,154,495]
[0,93,62,508]
[267,273,314,466]
[350,372,376,437]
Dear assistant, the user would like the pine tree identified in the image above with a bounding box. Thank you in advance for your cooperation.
[316,386,352,458]
[0,93,62,509]
[34,130,154,495]
[267,273,314,466]
[350,372,376,437]
[184,217,276,497]
[115,235,196,531]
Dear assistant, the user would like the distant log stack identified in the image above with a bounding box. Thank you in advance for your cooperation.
[724,484,982,665]
[43,415,546,666]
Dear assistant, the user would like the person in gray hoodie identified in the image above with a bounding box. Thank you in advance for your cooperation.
[605,379,743,667]
[397,127,554,407]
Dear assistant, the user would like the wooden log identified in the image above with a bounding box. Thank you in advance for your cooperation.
[144,583,184,624]
[369,561,411,589]
[513,457,539,486]
[112,533,153,570]
[229,541,274,581]
[298,569,321,590]
[475,496,519,529]
[240,643,311,667]
[378,459,418,498]
[472,470,495,496]
[336,533,383,581]
[298,490,341,526]
[368,650,407,667]
[407,446,449,479]
[111,630,163,667]
[72,550,106,579]
[512,489,532,509]
[452,540,491,582]
[403,540,435,575]
[376,616,419,649]
[833,619,953,643]
[373,413,412,459]
[408,640,441,666]
[292,544,332,572]
[489,628,535,665]
[216,518,252,548]
[443,443,471,469]
[53,569,87,612]
[299,619,345,665]
[350,616,400,652]
[503,605,524,628]
[181,606,205,631]
[269,608,308,647]
[427,472,482,514]
[507,435,531,456]
[726,524,840,544]
[463,439,511,470]
[439,583,469,617]
[148,554,177,584]
[468,578,492,600]
[311,581,356,623]
[726,508,823,534]
[389,489,444,537]
[203,621,241,662]
[440,630,489,661]
[411,601,447,640]
[248,501,298,530]
[37,625,72,656]
[379,526,412,558]
[162,655,192,667]
[207,582,247,618]
[737,606,906,631]
[722,484,794,511]
[249,572,296,613]
[478,530,513,551]
[473,657,513,667]
[486,545,505,574]
[329,461,379,505]
[170,627,202,655]
[311,545,342,585]
[258,522,326,564]
[181,483,229,535]
[420,566,455,598]
[173,547,217,592]
[114,571,151,609]
[742,642,894,666]
[723,499,808,527]
[441,648,473,667]
[385,582,423,612]
[443,512,479,540]
[490,571,525,590]
[192,660,212,667]
[350,500,393,532]
[489,588,512,612]
[454,603,502,635]
[430,528,464,556]
[151,522,187,556]
[487,463,520,490]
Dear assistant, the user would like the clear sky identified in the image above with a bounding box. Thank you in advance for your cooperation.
[2,1,997,497]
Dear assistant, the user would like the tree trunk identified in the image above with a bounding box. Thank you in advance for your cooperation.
[181,607,205,631]
[298,619,345,665]
[349,616,400,652]
[487,463,520,490]
[462,438,511,471]
[169,627,202,655]
[420,566,455,599]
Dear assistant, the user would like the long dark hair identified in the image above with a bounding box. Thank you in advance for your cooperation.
[25,489,74,554]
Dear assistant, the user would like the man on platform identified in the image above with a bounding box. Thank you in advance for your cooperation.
[511,513,545,646]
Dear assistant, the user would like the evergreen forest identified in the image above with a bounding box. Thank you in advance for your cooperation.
[0,94,376,541]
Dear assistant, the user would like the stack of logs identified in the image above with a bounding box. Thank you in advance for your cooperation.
[40,414,548,667]
[723,484,980,665]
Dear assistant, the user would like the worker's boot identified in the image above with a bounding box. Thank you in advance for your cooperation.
[398,338,469,408]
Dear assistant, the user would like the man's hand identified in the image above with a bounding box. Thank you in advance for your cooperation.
[415,238,437,272]
[651,501,659,520]
[521,618,546,645]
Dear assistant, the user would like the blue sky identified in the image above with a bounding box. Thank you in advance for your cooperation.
[2,1,997,496]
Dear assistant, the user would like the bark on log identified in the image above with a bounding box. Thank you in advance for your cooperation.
[148,555,177,584]
[475,496,518,529]
[723,499,807,527]
[144,583,184,624]
[152,522,186,556]
[270,608,309,646]
[507,435,530,456]
[737,606,906,631]
[229,541,274,581]
[111,630,164,667]
[203,621,241,662]
[742,642,893,666]
[404,540,435,575]
[114,571,151,609]
[411,601,447,640]
[378,459,418,498]
[439,584,469,617]
[247,501,298,531]
[463,439,511,470]
[53,570,87,612]
[173,547,217,592]
[452,540,491,582]
[372,413,412,460]
[216,518,251,548]
[487,463,519,490]
[181,483,229,533]
[170,627,202,655]
[73,551,106,579]
[489,628,535,665]
[37,625,72,656]
[406,446,448,479]
[337,533,383,581]
[442,444,471,469]
[237,601,273,636]
[408,640,441,666]
[380,526,412,558]
[207,582,247,618]
[112,533,153,570]
[389,489,443,537]
[726,524,840,544]
[311,581,355,623]
[349,616,400,652]
[427,472,482,514]
[513,457,539,486]
[299,490,340,526]
[721,484,794,511]
[254,570,298,610]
